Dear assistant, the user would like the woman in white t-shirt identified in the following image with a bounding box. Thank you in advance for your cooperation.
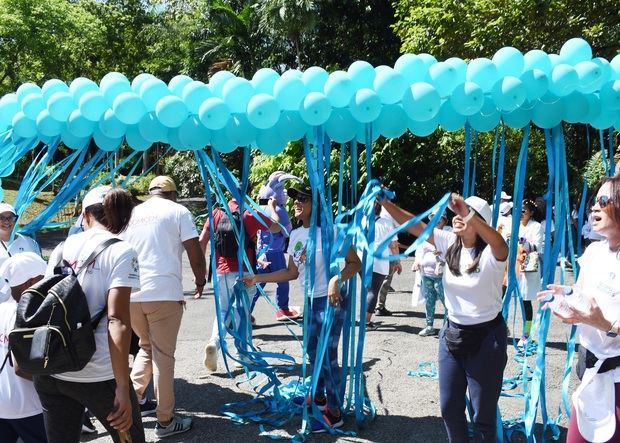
[382,193,508,442]
[242,185,360,434]
[541,176,620,443]
[35,186,145,443]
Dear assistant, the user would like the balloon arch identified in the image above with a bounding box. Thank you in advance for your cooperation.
[1,37,619,442]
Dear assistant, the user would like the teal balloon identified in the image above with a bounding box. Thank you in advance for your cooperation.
[300,92,331,126]
[532,99,564,129]
[355,122,380,144]
[492,47,524,77]
[324,108,356,143]
[450,82,483,116]
[615,113,620,131]
[98,109,127,138]
[47,91,76,122]
[562,92,589,124]
[60,127,89,150]
[394,54,428,83]
[198,97,230,130]
[520,69,548,101]
[273,75,306,111]
[575,61,603,93]
[0,162,15,177]
[178,116,211,149]
[225,114,256,147]
[67,109,96,137]
[281,69,302,79]
[138,112,168,142]
[549,64,579,96]
[409,113,439,136]
[467,97,500,132]
[101,77,131,105]
[256,127,287,155]
[376,104,408,138]
[168,75,193,97]
[559,38,592,65]
[439,100,466,132]
[611,54,620,80]
[524,50,552,75]
[429,62,459,97]
[209,71,235,97]
[125,125,152,151]
[113,92,146,125]
[155,95,188,128]
[418,53,438,69]
[247,93,280,129]
[181,81,212,114]
[349,88,382,123]
[590,109,616,130]
[466,58,498,93]
[210,128,236,153]
[402,82,441,122]
[373,67,406,105]
[166,127,187,150]
[21,93,45,120]
[131,73,155,93]
[324,71,355,108]
[549,54,561,69]
[445,57,467,83]
[539,91,561,104]
[36,109,64,137]
[302,66,329,93]
[592,57,612,84]
[491,76,526,111]
[79,91,108,122]
[252,68,280,94]
[276,111,308,141]
[12,111,37,138]
[69,77,98,102]
[0,94,19,131]
[41,79,69,103]
[222,77,254,113]
[502,104,531,128]
[17,83,42,104]
[139,78,170,112]
[100,72,129,90]
[600,80,620,110]
[93,128,122,152]
[585,94,602,122]
[348,61,376,89]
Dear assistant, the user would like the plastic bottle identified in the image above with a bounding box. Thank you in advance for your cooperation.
[542,293,572,316]
[562,286,590,311]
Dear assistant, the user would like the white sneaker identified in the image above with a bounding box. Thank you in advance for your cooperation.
[204,343,218,371]
[155,415,192,439]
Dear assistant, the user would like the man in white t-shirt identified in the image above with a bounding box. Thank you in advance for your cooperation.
[374,207,402,316]
[120,176,206,438]
[0,252,48,443]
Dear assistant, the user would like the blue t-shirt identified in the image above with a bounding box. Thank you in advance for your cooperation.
[257,206,292,253]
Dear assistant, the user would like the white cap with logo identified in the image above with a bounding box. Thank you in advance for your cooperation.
[0,252,47,296]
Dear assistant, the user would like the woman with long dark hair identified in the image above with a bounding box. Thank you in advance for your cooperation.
[382,193,508,442]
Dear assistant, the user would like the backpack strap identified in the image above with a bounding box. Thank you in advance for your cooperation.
[0,349,12,374]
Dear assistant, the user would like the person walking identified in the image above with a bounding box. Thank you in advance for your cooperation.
[382,193,508,442]
[37,186,145,443]
[120,176,206,438]
[374,206,402,316]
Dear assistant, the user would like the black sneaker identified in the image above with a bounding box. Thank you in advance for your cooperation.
[140,399,157,417]
[81,411,97,434]
[366,321,379,331]
[374,307,392,316]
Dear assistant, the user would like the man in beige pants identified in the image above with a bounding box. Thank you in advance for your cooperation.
[121,176,206,439]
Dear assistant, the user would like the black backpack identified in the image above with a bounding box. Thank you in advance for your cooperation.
[214,210,251,258]
[1,238,121,375]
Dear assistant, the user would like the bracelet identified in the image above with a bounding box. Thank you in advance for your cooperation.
[195,280,207,287]
[462,208,476,223]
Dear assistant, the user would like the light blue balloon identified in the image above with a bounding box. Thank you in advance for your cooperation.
[501,105,531,129]
[276,111,308,141]
[611,54,620,80]
[429,62,459,97]
[519,69,548,101]
[281,69,302,79]
[181,81,212,114]
[225,114,256,147]
[125,125,152,151]
[210,129,236,153]
[79,91,108,122]
[532,99,564,129]
[590,109,616,129]
[402,82,440,122]
[324,108,356,143]
[67,109,96,137]
[549,64,579,96]
[247,93,280,129]
[273,75,306,111]
[491,76,526,111]
[373,67,406,105]
[41,79,69,103]
[523,50,552,75]
[300,92,331,126]
[93,128,122,152]
[355,121,380,144]
[394,54,428,83]
[209,71,235,97]
[418,53,438,69]
[36,109,64,137]
[131,73,155,93]
[349,88,382,123]
[155,95,188,128]
[592,57,612,84]
[168,75,193,97]
[302,66,329,93]
[324,71,355,108]
[98,109,127,138]
[252,68,280,94]
[256,127,287,155]
[100,72,129,91]
[47,91,76,122]
[409,113,439,137]
[139,78,170,112]
[0,94,19,131]
[562,92,589,124]
[178,115,211,150]
[584,94,602,121]
[492,47,524,77]
[16,83,42,104]
[198,97,230,130]
[466,58,498,93]
[575,61,603,93]
[166,126,187,150]
[467,97,500,132]
[600,80,620,110]
[101,77,131,106]
[12,111,37,138]
[376,104,408,138]
[113,92,146,125]
[21,93,45,120]
[0,162,15,177]
[450,82,484,116]
[348,61,376,89]
[439,100,466,132]
[222,77,255,113]
[138,112,168,142]
[60,127,89,150]
[559,38,592,65]
[445,57,467,83]
[69,77,98,102]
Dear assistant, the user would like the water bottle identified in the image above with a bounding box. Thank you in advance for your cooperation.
[563,286,590,311]
[541,292,572,316]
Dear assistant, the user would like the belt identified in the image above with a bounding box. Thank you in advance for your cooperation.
[584,348,620,374]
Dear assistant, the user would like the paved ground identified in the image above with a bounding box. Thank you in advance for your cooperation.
[38,232,576,443]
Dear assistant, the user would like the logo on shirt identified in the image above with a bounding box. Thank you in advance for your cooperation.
[293,240,306,266]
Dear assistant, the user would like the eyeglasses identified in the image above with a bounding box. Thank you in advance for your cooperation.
[521,209,526,213]
[0,215,17,223]
[294,195,311,204]
[595,195,613,208]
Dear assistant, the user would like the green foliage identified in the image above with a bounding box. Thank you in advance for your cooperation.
[162,152,203,198]
[583,150,607,188]
[126,172,157,196]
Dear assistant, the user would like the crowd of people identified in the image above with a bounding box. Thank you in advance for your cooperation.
[0,172,619,443]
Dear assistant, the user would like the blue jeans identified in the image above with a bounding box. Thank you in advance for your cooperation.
[251,250,290,311]
[421,275,446,327]
[0,414,47,443]
[438,317,507,442]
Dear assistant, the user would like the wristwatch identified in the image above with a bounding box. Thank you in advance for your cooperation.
[462,208,476,223]
[606,320,618,338]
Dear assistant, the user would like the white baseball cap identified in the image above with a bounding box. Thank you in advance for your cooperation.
[499,201,513,216]
[0,252,47,295]
[82,186,112,212]
[465,196,492,225]
[0,203,17,216]
[500,191,512,200]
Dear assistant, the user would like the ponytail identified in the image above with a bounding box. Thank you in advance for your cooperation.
[444,235,488,276]
[84,188,134,234]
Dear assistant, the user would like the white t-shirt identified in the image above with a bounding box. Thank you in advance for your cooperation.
[47,228,140,382]
[416,241,443,278]
[0,300,42,419]
[357,216,395,276]
[120,197,198,302]
[497,215,513,240]
[519,219,543,252]
[434,229,507,325]
[577,241,620,381]
[287,227,329,298]
[0,234,41,303]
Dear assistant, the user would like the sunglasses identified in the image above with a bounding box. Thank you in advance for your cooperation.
[0,215,17,223]
[595,195,613,208]
[294,195,311,204]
